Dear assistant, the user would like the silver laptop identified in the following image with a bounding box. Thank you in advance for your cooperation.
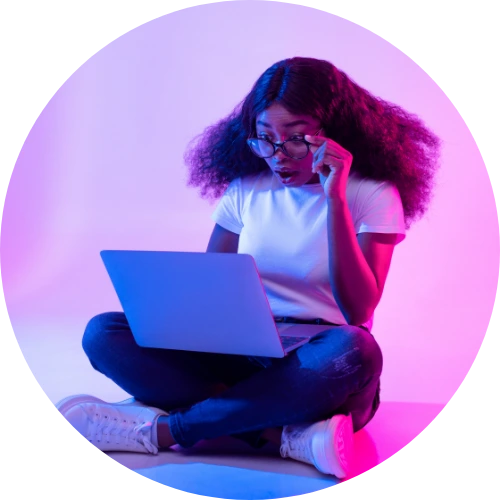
[100,250,332,358]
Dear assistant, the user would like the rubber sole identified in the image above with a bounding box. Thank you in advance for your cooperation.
[56,394,160,416]
[56,394,108,415]
[312,413,353,478]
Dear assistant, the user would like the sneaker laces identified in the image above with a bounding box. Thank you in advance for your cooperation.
[84,403,159,454]
[280,423,318,465]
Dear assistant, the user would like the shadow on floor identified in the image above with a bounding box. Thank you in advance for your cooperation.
[107,401,444,499]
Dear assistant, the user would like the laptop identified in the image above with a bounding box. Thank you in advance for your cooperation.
[100,250,332,358]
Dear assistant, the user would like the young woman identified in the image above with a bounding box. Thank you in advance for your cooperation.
[57,57,440,479]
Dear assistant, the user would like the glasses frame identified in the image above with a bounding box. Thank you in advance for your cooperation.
[246,128,323,160]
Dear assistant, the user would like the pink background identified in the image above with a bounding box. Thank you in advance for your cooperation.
[1,2,498,405]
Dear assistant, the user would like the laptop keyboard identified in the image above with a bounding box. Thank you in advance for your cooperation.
[280,335,310,349]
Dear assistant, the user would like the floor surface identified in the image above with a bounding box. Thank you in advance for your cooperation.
[14,317,445,499]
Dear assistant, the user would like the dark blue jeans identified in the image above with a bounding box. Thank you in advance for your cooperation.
[82,312,382,448]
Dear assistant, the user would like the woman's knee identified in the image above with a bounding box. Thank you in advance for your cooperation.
[309,325,383,375]
[82,311,130,360]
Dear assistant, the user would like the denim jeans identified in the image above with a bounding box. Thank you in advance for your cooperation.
[82,312,383,448]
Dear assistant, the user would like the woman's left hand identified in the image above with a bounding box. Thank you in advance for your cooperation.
[305,134,353,200]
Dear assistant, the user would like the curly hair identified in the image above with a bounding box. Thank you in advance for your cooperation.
[185,57,441,229]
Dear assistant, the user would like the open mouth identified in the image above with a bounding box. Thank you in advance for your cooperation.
[276,170,296,180]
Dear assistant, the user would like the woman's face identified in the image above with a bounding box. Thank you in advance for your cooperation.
[254,103,322,187]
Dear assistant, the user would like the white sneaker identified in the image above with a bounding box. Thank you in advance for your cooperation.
[56,394,168,454]
[280,414,354,478]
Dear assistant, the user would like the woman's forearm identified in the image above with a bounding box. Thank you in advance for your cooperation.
[326,197,379,325]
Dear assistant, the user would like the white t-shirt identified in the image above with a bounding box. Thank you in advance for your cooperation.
[211,170,406,331]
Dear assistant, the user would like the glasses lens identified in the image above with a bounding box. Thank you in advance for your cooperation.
[248,139,274,158]
[283,140,309,159]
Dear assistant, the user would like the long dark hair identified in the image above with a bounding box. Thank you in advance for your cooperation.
[185,57,441,229]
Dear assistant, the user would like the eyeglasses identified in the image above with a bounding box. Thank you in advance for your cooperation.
[246,129,323,160]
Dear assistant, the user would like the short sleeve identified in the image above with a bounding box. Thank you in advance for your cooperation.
[354,180,406,244]
[210,177,245,234]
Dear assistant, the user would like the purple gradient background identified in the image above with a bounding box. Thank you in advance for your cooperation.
[1,2,498,405]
